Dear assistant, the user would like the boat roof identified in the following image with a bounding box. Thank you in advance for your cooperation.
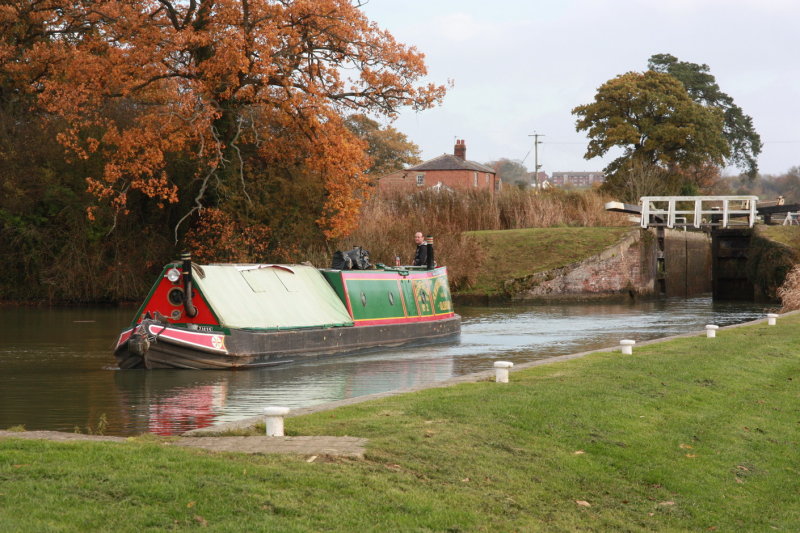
[194,264,353,329]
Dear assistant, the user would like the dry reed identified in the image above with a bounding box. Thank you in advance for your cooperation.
[322,187,627,290]
[778,264,800,311]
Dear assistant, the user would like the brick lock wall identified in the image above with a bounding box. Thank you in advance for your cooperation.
[508,230,657,300]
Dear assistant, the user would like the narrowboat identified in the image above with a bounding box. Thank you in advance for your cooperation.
[113,252,460,369]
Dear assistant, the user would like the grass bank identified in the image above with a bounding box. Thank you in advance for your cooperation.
[329,188,629,291]
[463,226,635,296]
[757,225,800,250]
[3,316,799,531]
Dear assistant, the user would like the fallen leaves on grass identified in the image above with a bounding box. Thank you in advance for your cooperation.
[679,443,693,449]
[573,450,586,455]
[575,500,591,507]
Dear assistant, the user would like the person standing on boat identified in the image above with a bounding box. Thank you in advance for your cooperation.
[413,232,428,266]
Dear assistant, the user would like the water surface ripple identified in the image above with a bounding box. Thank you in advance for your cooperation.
[0,297,768,435]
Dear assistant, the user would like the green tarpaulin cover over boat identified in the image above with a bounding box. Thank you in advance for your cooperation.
[194,264,354,330]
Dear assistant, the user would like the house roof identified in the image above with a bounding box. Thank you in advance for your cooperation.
[408,154,495,174]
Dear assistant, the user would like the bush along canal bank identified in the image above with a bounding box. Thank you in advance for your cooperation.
[2,312,799,531]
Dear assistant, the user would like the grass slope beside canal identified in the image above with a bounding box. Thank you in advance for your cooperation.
[2,317,800,531]
[463,226,634,296]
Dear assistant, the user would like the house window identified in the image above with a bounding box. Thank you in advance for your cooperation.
[416,174,425,186]
[473,172,478,187]
[485,173,490,185]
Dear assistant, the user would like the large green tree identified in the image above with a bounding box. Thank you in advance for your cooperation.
[572,70,729,198]
[344,114,422,177]
[648,53,762,177]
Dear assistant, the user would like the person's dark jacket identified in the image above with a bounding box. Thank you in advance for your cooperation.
[413,243,427,266]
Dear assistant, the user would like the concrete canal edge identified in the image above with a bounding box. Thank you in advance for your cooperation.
[0,430,368,458]
[186,309,793,437]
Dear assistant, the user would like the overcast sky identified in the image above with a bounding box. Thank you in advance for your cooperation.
[359,0,800,177]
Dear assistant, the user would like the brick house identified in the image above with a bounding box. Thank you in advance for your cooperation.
[378,140,500,193]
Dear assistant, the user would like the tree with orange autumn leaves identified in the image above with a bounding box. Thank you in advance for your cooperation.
[0,0,444,252]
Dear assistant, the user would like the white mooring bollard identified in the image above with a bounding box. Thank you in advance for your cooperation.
[767,313,779,326]
[619,339,636,355]
[705,325,719,338]
[494,361,514,383]
[264,406,291,437]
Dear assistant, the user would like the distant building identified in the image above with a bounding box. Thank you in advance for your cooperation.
[526,171,549,189]
[378,139,500,193]
[550,171,605,188]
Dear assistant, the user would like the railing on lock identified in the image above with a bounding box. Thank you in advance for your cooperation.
[639,196,759,229]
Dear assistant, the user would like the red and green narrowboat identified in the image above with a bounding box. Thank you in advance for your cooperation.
[114,254,460,369]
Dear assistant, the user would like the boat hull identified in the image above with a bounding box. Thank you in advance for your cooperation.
[115,315,461,370]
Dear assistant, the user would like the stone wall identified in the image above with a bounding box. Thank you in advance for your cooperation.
[745,227,799,301]
[507,229,657,301]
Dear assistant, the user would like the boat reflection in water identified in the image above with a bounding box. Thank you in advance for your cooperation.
[148,381,228,436]
[113,349,457,435]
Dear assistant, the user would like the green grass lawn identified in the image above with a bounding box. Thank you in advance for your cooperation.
[464,226,635,295]
[2,315,799,531]
[758,224,800,251]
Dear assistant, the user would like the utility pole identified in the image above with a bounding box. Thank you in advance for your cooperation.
[528,132,544,190]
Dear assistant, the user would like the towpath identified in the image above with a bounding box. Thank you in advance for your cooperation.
[0,430,367,458]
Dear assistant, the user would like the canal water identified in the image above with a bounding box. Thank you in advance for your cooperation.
[0,298,768,436]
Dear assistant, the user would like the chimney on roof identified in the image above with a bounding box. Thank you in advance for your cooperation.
[454,139,466,160]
